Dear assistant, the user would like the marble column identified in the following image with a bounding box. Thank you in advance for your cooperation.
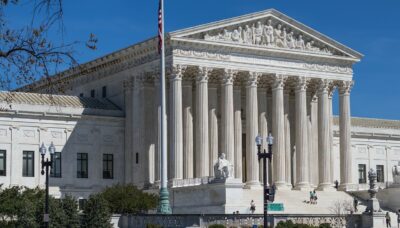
[209,86,218,176]
[339,81,354,190]
[169,66,183,180]
[123,79,133,183]
[294,77,310,190]
[272,75,287,188]
[317,79,333,190]
[310,94,319,187]
[221,69,235,166]
[258,88,268,183]
[154,79,161,184]
[284,90,292,188]
[328,88,335,182]
[195,67,210,177]
[132,75,145,186]
[234,86,243,180]
[245,72,260,187]
[144,84,156,185]
[182,80,194,179]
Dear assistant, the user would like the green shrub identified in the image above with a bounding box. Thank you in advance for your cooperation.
[99,184,158,214]
[82,194,112,228]
[208,225,226,228]
[146,224,162,228]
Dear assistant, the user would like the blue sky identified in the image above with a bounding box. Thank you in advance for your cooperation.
[6,1,400,120]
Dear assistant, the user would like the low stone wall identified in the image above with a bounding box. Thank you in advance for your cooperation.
[111,214,362,228]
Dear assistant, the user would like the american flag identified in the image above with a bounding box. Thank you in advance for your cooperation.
[158,0,163,54]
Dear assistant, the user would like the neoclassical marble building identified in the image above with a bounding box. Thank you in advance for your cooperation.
[1,9,399,212]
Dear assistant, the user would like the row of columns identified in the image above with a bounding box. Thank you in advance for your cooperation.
[124,66,354,190]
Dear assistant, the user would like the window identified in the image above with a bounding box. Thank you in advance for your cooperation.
[376,165,384,183]
[77,153,88,178]
[90,89,95,98]
[135,152,139,164]
[50,152,62,178]
[0,150,5,176]
[358,164,367,184]
[103,154,113,179]
[102,86,107,98]
[78,199,87,211]
[23,151,34,177]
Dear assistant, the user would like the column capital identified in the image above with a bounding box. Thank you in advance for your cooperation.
[328,85,337,99]
[317,79,333,94]
[272,74,287,90]
[133,74,145,88]
[170,64,185,81]
[338,80,354,95]
[246,72,261,87]
[222,69,237,85]
[123,78,134,91]
[196,67,210,83]
[295,77,310,92]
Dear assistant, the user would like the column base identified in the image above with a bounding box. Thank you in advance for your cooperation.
[244,180,262,189]
[338,183,356,191]
[294,182,311,191]
[274,181,291,190]
[317,182,335,191]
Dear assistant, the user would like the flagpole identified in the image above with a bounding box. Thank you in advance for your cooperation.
[158,0,172,214]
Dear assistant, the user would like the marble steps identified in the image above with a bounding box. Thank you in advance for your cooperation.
[241,188,357,214]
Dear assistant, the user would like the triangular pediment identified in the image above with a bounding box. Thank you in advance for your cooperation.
[170,9,362,60]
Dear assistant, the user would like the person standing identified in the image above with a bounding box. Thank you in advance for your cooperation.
[386,212,391,228]
[397,209,400,228]
[309,191,314,204]
[354,198,358,212]
[313,190,318,204]
[250,200,256,214]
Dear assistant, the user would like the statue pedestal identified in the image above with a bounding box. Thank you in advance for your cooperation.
[171,178,246,214]
[361,211,386,228]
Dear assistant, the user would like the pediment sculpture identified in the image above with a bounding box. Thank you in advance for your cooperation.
[214,153,234,180]
[393,162,400,184]
[202,18,335,55]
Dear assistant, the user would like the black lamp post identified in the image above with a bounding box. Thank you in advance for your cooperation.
[40,142,55,228]
[256,132,274,228]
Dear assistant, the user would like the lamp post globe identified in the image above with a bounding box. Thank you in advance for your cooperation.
[267,132,274,146]
[40,143,46,156]
[49,142,55,155]
[256,135,263,146]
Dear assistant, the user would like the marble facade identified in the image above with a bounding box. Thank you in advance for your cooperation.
[2,9,398,212]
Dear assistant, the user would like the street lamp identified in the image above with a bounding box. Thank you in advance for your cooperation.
[40,142,55,228]
[256,132,275,228]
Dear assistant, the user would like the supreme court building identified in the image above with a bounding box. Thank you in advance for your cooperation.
[1,9,400,213]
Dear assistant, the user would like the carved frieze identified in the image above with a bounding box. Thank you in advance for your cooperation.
[197,18,342,56]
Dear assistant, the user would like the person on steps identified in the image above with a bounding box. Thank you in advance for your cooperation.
[250,200,256,214]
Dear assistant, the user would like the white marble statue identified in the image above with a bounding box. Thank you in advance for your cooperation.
[214,153,234,179]
[393,162,400,184]
[253,21,263,45]
[264,19,274,46]
[243,24,253,44]
[231,29,241,43]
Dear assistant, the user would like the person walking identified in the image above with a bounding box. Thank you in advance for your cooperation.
[250,200,256,214]
[397,209,400,228]
[354,198,358,212]
[309,191,314,204]
[386,212,391,228]
[313,190,318,204]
